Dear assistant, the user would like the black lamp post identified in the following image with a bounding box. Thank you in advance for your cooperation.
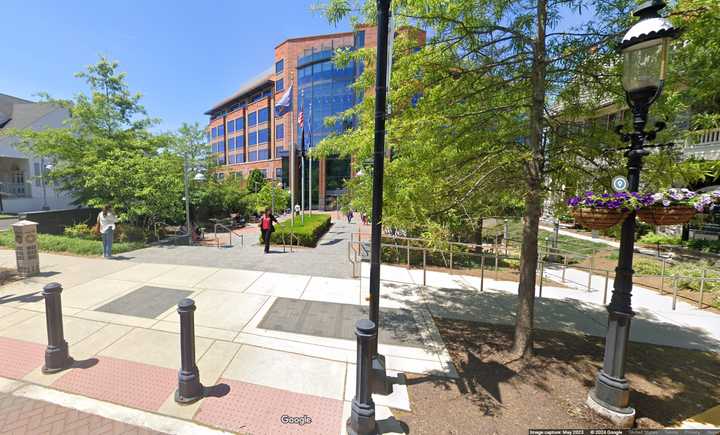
[367,0,394,396]
[587,0,677,427]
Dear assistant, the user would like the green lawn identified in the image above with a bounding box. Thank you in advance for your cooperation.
[0,214,15,219]
[0,230,145,256]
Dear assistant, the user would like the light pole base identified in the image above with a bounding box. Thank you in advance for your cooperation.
[370,353,394,396]
[587,390,635,428]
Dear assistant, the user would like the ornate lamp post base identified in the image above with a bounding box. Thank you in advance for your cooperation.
[587,393,635,428]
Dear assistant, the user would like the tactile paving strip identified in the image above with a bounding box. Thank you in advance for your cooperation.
[194,378,343,435]
[52,356,177,412]
[0,336,45,379]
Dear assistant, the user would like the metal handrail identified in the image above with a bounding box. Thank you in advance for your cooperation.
[213,223,244,248]
[350,234,717,311]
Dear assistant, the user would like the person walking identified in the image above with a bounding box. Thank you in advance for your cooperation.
[346,209,354,224]
[96,204,117,258]
[260,208,278,254]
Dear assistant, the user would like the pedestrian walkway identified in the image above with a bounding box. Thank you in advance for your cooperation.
[125,216,357,279]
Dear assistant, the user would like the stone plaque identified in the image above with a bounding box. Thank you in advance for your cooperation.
[12,220,40,277]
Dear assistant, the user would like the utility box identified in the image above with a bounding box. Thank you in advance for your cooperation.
[13,220,39,277]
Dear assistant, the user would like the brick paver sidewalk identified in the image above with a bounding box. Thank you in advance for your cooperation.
[0,392,164,435]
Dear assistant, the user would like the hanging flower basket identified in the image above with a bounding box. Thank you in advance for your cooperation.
[636,189,704,225]
[567,191,650,230]
[637,205,696,226]
[573,208,630,230]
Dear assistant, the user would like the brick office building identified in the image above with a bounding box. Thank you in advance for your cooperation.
[205,24,424,210]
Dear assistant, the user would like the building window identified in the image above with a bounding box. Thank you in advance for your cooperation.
[276,59,284,74]
[228,120,235,133]
[211,127,217,138]
[248,111,257,127]
[236,135,245,148]
[218,125,224,136]
[248,150,258,162]
[228,137,235,150]
[275,79,284,93]
[236,153,245,163]
[275,168,283,179]
[249,131,257,145]
[235,118,244,130]
[258,108,269,123]
[206,132,211,143]
[258,128,269,143]
[259,169,267,178]
[228,154,235,164]
[258,148,269,160]
[276,124,284,140]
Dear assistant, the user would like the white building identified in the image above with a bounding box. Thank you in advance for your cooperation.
[0,93,74,213]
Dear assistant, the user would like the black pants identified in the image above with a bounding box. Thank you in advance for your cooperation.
[263,230,271,253]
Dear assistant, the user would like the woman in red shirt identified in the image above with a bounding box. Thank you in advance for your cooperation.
[260,208,278,254]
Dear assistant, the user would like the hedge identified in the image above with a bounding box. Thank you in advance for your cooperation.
[259,215,332,247]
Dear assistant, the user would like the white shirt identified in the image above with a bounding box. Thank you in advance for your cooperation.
[97,211,117,234]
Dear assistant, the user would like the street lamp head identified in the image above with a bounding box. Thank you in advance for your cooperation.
[193,173,206,182]
[620,0,678,105]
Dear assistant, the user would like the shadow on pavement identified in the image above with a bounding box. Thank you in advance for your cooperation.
[204,383,231,398]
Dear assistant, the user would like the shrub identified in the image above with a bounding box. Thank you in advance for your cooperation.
[64,223,97,240]
[261,215,331,247]
[638,232,682,246]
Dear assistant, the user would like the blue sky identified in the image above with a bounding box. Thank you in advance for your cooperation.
[3,1,601,133]
[2,0,349,132]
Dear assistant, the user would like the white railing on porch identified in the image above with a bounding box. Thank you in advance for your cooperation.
[684,127,720,160]
[0,182,32,198]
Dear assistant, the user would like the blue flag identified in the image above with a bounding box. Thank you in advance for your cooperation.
[274,85,292,117]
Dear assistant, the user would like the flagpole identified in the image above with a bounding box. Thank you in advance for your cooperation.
[289,76,295,229]
[308,103,313,215]
[300,89,305,224]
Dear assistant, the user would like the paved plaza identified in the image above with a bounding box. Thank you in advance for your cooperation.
[0,216,718,433]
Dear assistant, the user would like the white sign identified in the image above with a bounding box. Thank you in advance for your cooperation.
[612,176,628,192]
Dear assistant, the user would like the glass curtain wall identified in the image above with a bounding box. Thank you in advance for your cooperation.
[296,35,360,208]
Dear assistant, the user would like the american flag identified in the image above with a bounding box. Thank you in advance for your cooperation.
[297,111,304,128]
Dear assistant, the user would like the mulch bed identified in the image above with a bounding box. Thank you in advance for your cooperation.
[394,318,720,434]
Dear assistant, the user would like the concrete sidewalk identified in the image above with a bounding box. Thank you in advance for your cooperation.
[0,251,444,434]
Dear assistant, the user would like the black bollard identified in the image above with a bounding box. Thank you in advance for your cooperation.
[347,319,379,435]
[174,298,204,404]
[42,282,72,373]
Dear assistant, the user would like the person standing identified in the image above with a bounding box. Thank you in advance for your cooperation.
[260,208,278,254]
[346,209,354,224]
[97,204,117,258]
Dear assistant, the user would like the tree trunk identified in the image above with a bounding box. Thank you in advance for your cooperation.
[512,0,547,360]
[473,217,483,254]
